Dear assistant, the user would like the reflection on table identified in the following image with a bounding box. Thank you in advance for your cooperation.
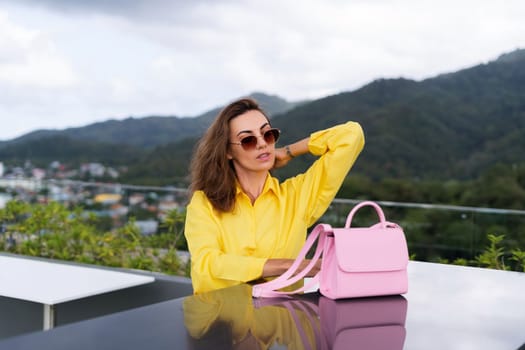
[183,284,407,350]
[1,261,524,349]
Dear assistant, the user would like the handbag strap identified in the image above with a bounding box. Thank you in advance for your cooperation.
[252,223,332,298]
[345,200,386,228]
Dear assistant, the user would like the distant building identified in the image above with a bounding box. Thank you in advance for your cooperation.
[94,193,122,205]
[135,220,158,235]
[0,193,13,209]
[106,167,119,179]
[81,163,106,177]
[32,168,46,180]
[158,200,179,213]
[157,200,180,221]
[49,184,71,202]
[129,193,146,206]
[110,203,129,217]
[0,178,43,191]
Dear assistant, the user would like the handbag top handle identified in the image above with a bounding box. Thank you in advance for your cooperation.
[345,201,386,228]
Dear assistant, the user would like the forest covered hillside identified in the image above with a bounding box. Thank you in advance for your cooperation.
[0,49,524,185]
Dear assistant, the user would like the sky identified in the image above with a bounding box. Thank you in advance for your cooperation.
[0,0,524,141]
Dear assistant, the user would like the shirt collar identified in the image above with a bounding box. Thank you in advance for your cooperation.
[235,173,279,197]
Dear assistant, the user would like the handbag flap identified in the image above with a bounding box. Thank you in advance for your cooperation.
[332,226,408,272]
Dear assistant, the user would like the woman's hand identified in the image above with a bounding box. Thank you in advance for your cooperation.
[273,147,293,169]
[262,258,322,278]
[273,138,310,169]
[298,258,322,277]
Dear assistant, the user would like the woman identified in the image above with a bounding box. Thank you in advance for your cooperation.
[185,97,364,294]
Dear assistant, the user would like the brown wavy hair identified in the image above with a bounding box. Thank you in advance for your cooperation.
[189,98,270,212]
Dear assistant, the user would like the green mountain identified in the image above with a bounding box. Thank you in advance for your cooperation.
[128,49,525,184]
[2,92,302,149]
[0,135,141,166]
[271,49,525,180]
[1,49,524,184]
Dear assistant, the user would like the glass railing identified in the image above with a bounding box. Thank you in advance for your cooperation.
[2,179,524,270]
[319,199,525,267]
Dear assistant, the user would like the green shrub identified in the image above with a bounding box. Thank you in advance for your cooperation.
[0,200,187,276]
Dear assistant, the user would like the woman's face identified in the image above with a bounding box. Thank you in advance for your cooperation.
[227,110,276,176]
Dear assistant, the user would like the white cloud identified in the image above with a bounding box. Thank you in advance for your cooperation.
[0,11,77,88]
[0,0,524,140]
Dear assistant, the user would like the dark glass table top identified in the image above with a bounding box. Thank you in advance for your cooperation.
[1,261,524,349]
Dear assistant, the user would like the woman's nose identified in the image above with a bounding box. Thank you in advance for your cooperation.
[256,134,268,148]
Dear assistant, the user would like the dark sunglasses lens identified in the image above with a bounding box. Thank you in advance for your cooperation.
[240,136,258,150]
[239,129,280,150]
[264,129,280,144]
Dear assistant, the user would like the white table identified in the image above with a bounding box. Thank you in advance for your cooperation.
[0,255,155,330]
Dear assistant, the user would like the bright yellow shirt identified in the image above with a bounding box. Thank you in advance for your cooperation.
[185,121,365,294]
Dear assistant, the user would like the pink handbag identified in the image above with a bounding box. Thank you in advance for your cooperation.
[252,201,409,299]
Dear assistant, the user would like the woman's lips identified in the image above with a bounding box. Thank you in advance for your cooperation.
[257,152,271,161]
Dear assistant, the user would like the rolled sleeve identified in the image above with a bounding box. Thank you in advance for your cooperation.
[288,121,365,226]
[308,121,364,157]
